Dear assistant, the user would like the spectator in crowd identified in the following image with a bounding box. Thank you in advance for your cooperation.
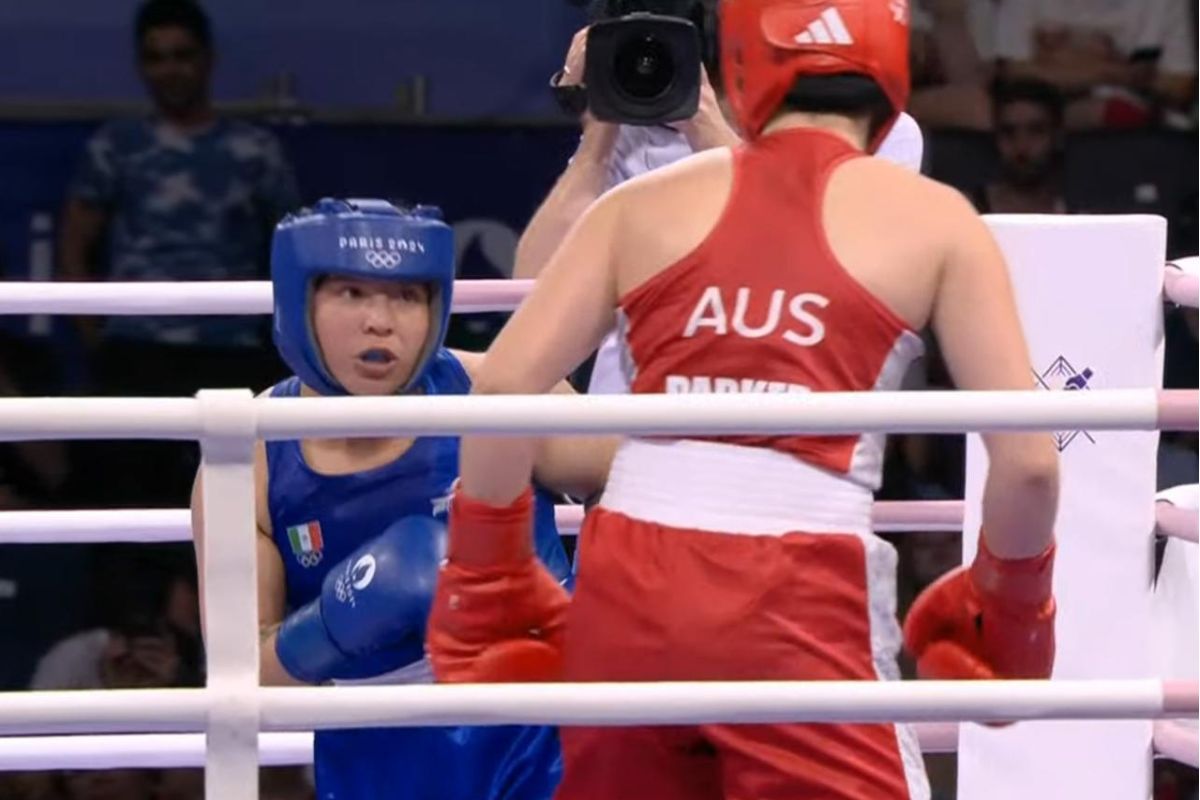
[910,0,1197,131]
[9,561,201,800]
[29,550,201,691]
[909,0,1034,130]
[0,348,86,692]
[57,0,300,507]
[999,0,1196,129]
[972,79,1069,213]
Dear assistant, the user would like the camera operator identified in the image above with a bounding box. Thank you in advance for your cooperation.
[516,2,925,394]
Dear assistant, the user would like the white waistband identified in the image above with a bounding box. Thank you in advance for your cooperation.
[598,439,873,536]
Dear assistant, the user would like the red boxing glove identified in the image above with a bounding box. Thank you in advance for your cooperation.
[427,486,569,683]
[903,535,1056,681]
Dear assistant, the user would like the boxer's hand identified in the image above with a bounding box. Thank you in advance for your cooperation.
[903,535,1056,681]
[427,487,569,683]
[275,516,443,684]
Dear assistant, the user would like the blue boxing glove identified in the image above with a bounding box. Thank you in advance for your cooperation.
[275,516,445,684]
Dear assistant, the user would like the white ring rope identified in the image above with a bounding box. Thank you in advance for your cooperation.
[0,728,946,772]
[0,280,530,316]
[1154,500,1200,543]
[1154,720,1200,768]
[0,270,1193,791]
[1166,257,1200,308]
[0,389,1194,443]
[0,727,947,772]
[2,719,1195,772]
[0,732,314,771]
[0,497,1193,543]
[4,721,1193,772]
[0,680,1194,738]
[0,266,1194,315]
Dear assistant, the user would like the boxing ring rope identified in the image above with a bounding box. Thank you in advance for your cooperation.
[0,680,1194,738]
[0,279,531,316]
[0,692,1192,772]
[0,389,1193,441]
[1154,721,1200,767]
[0,264,1194,315]
[1,722,1192,772]
[0,275,1194,796]
[0,496,1194,544]
[0,391,1194,800]
[0,490,1191,771]
[1166,256,1199,308]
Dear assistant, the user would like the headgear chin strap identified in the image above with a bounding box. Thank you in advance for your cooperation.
[271,198,455,396]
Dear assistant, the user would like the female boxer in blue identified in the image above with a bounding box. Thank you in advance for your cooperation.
[190,198,614,799]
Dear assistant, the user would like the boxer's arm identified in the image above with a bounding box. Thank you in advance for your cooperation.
[533,378,619,500]
[513,123,618,281]
[255,538,301,686]
[930,188,1059,559]
[463,191,622,505]
[452,349,618,499]
[534,434,619,502]
[190,443,300,686]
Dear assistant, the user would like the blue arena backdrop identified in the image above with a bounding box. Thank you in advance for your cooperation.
[0,121,1195,386]
[0,120,582,370]
[0,0,584,118]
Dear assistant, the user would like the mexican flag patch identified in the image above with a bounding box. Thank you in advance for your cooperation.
[286,521,324,567]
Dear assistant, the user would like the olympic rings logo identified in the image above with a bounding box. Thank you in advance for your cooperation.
[364,250,403,269]
[297,551,323,568]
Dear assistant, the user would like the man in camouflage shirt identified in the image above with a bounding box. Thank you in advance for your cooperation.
[58,0,300,505]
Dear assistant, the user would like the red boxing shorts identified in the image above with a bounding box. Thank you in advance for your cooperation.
[554,440,930,800]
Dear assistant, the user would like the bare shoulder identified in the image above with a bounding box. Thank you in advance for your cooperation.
[448,349,485,379]
[905,170,993,247]
[914,171,981,221]
[251,387,275,536]
[611,145,733,206]
[832,156,984,240]
[253,439,272,536]
[608,147,735,284]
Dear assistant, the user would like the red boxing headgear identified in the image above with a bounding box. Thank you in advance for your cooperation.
[720,0,911,150]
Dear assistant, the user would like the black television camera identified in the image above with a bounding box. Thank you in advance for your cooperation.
[564,0,715,126]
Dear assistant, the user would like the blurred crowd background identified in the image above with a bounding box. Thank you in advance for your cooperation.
[0,1,1195,797]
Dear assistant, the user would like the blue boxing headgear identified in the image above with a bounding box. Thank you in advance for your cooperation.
[271,198,455,396]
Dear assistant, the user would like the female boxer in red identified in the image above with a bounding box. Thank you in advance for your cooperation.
[428,2,1060,798]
